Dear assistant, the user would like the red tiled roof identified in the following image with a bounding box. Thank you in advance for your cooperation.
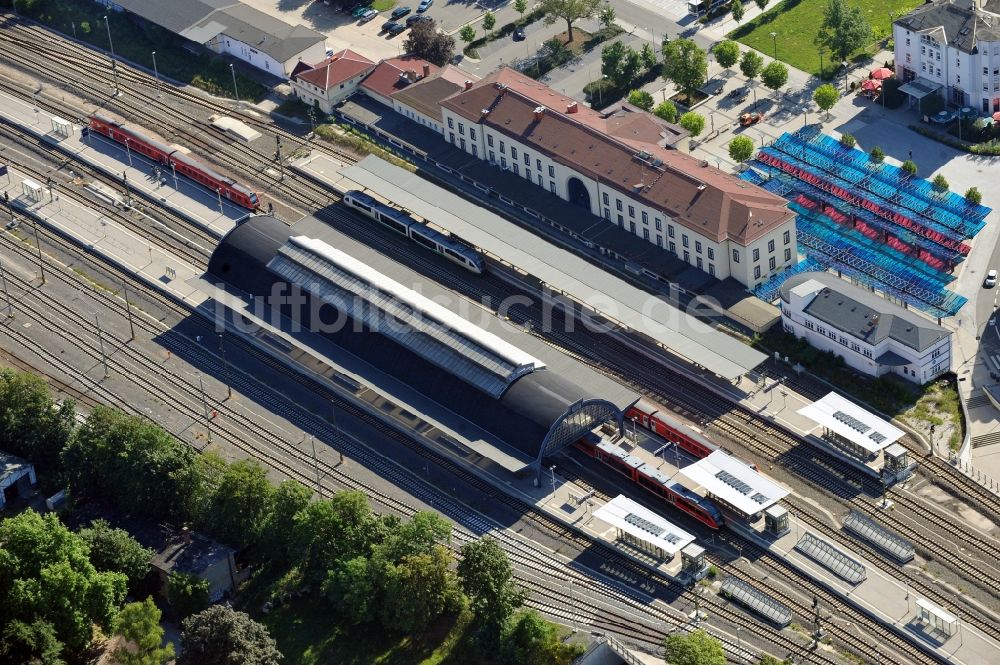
[440,68,792,245]
[296,49,374,91]
[360,55,440,98]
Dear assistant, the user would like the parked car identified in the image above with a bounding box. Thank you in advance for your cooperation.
[739,111,764,126]
[985,269,998,288]
[387,21,407,35]
[417,0,433,11]
[351,4,371,16]
[406,14,431,26]
[390,5,412,19]
[358,8,378,21]
[381,19,397,32]
[512,27,526,41]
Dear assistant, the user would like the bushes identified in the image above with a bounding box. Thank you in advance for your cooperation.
[464,7,545,54]
[932,173,949,191]
[869,146,885,163]
[839,133,856,148]
[901,159,918,176]
[966,187,983,205]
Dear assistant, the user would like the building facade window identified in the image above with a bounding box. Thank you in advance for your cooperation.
[669,241,676,254]
[524,153,530,166]
[695,241,702,254]
[447,117,454,129]
[549,181,556,193]
[732,249,740,263]
[768,239,775,253]
[458,123,465,135]
[603,192,609,205]
[682,235,689,248]
[696,257,703,270]
[783,230,790,245]
[604,207,611,219]
[628,205,635,218]
[616,199,623,211]
[511,147,518,159]
[655,218,662,231]
[769,256,776,271]
[470,129,476,141]
[487,134,494,147]
[499,140,505,154]
[684,250,690,262]
[642,211,648,223]
[753,248,760,262]
[708,264,715,276]
[643,228,650,240]
[548,165,555,177]
[707,247,714,260]
[784,248,792,262]
[500,157,507,169]
[668,226,675,238]
[754,266,761,279]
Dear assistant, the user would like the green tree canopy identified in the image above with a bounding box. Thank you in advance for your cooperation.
[62,406,202,523]
[640,43,658,71]
[761,61,788,92]
[292,490,383,576]
[662,629,725,665]
[322,556,378,625]
[539,0,602,42]
[178,606,281,665]
[755,0,769,10]
[731,0,745,22]
[112,597,175,665]
[739,50,764,80]
[621,48,643,87]
[839,133,856,148]
[0,510,127,656]
[483,10,497,32]
[77,519,154,592]
[812,83,840,113]
[712,40,740,70]
[0,369,75,483]
[515,0,528,16]
[598,2,615,29]
[932,173,947,190]
[203,459,275,549]
[166,572,209,622]
[628,89,655,111]
[403,20,455,66]
[601,40,628,82]
[261,479,312,566]
[966,186,982,205]
[869,145,885,162]
[818,0,872,62]
[380,545,461,634]
[729,135,755,164]
[654,100,678,122]
[0,619,64,665]
[661,38,708,99]
[502,609,584,665]
[377,511,452,564]
[459,24,476,43]
[457,537,526,641]
[679,111,705,137]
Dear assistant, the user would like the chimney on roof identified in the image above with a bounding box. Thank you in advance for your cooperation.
[566,101,578,114]
[495,82,508,91]
[533,106,546,121]
[464,80,474,90]
[422,64,430,78]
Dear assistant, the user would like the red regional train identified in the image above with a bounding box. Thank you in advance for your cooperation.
[87,115,260,210]
[574,433,724,530]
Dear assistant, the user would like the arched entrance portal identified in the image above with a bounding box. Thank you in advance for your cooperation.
[567,177,591,211]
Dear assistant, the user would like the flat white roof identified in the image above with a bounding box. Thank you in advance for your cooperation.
[593,495,695,557]
[679,450,789,515]
[288,236,545,372]
[797,392,903,454]
[208,114,262,143]
[340,157,766,380]
[916,598,958,625]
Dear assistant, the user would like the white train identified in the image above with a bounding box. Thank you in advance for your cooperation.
[342,190,485,274]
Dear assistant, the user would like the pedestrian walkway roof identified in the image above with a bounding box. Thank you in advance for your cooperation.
[797,392,903,455]
[341,156,766,380]
[679,450,788,516]
[593,495,695,557]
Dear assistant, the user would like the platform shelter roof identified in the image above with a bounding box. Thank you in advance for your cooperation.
[593,495,695,557]
[679,450,788,516]
[340,156,766,380]
[797,392,903,454]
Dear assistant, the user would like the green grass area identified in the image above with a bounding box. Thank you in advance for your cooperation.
[904,380,964,450]
[315,122,418,171]
[372,0,397,11]
[10,0,267,101]
[730,0,921,76]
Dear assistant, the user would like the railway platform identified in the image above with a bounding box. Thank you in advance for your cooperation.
[733,513,1000,665]
[0,88,247,237]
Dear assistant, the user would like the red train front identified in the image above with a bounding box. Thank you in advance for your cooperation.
[88,115,260,210]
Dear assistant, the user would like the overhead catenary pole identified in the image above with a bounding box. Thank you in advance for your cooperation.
[94,313,110,378]
[199,376,212,443]
[218,332,232,399]
[230,63,240,110]
[103,16,120,96]
[122,279,135,340]
[151,50,162,98]
[311,435,321,490]
[0,261,13,318]
[30,217,46,284]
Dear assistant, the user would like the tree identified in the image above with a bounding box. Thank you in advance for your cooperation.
[755,0,768,10]
[178,606,281,665]
[739,50,764,81]
[322,556,378,624]
[203,459,275,549]
[839,133,856,148]
[932,173,948,190]
[77,519,154,592]
[515,0,528,17]
[731,0,745,22]
[261,479,312,565]
[812,83,840,116]
[728,135,754,165]
[901,159,918,176]
[761,61,788,94]
[662,629,725,665]
[0,510,127,656]
[112,597,175,665]
[869,145,885,163]
[679,111,705,137]
[502,610,584,665]
[965,186,983,205]
[0,369,75,483]
[483,10,497,35]
[459,24,476,44]
[628,90,655,111]
[601,40,627,83]
[758,656,792,665]
[598,2,615,29]
[166,573,209,621]
[403,20,455,66]
[376,510,453,564]
[818,0,872,62]
[62,406,202,523]
[661,38,708,101]
[380,546,461,634]
[0,620,64,665]
[539,0,602,42]
[458,538,525,641]
[654,100,678,122]
[712,40,740,70]
[292,490,382,576]
[640,42,658,71]
[621,48,643,88]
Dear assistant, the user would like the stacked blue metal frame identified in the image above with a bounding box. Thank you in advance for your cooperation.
[753,256,826,303]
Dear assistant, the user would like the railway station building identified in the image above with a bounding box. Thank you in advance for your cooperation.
[289,50,375,114]
[679,450,789,525]
[203,215,637,481]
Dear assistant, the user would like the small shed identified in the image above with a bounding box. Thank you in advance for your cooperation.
[151,528,238,602]
[0,452,37,509]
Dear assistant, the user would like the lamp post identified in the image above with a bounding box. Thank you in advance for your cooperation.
[818,47,825,80]
[600,74,608,106]
[103,15,120,96]
[218,333,232,399]
[769,31,778,61]
[151,50,161,98]
[123,137,133,167]
[842,60,849,93]
[229,63,240,109]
